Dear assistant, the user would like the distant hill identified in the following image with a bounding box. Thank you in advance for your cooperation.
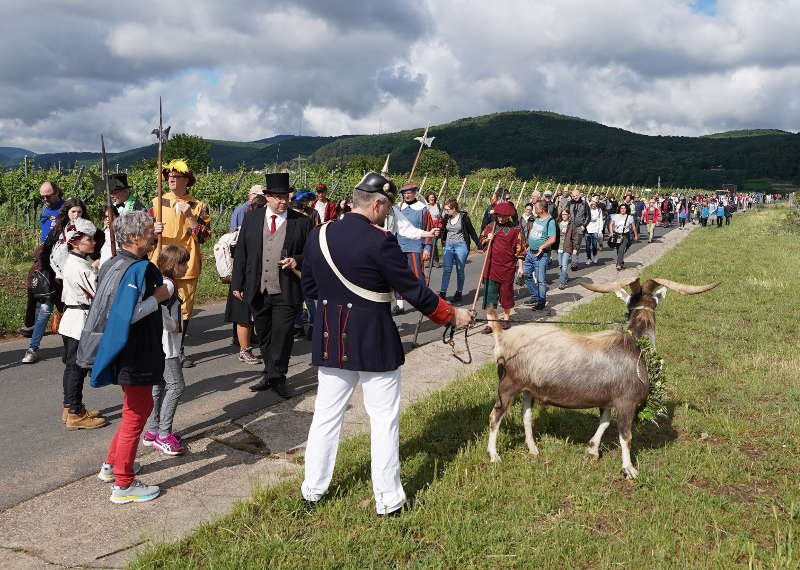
[700,129,793,139]
[5,111,800,187]
[311,111,800,187]
[0,147,35,166]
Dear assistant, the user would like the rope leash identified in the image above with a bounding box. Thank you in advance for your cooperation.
[442,315,626,364]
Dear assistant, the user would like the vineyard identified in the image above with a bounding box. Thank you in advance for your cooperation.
[0,163,712,232]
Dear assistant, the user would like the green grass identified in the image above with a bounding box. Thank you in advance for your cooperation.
[130,204,800,568]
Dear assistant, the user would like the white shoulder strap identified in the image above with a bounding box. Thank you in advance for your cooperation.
[319,223,394,304]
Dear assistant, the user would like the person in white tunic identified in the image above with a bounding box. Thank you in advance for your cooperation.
[59,218,109,430]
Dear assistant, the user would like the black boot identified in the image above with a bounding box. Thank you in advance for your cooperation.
[453,291,463,303]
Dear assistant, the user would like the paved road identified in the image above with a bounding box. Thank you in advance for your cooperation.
[0,223,679,510]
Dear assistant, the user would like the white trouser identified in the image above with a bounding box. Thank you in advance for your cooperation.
[301,366,405,514]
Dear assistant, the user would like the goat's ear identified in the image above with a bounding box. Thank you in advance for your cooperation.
[614,289,631,304]
[653,286,668,305]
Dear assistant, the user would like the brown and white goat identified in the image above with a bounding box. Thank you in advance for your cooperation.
[486,277,718,478]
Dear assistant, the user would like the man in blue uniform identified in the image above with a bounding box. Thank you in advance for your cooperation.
[300,172,472,516]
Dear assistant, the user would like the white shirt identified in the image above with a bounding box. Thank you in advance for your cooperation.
[391,204,426,239]
[265,206,287,232]
[161,279,182,359]
[314,200,327,220]
[58,253,97,340]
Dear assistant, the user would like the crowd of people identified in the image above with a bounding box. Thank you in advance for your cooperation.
[16,167,776,511]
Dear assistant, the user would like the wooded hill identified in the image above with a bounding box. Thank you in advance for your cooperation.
[9,111,800,189]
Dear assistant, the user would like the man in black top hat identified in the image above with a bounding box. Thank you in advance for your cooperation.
[231,173,314,398]
[108,174,146,215]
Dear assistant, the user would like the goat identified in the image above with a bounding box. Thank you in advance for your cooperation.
[486,277,719,478]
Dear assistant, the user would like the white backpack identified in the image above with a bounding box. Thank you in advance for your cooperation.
[213,229,239,283]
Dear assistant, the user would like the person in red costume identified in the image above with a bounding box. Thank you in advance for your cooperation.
[479,201,525,332]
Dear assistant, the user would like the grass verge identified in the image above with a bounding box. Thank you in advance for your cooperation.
[129,206,800,566]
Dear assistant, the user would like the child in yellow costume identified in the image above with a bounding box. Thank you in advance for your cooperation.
[150,159,212,368]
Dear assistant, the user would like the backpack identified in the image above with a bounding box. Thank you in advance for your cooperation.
[213,229,239,283]
[75,254,140,369]
[29,268,55,300]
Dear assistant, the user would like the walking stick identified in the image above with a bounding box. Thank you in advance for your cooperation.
[411,232,440,348]
[470,222,497,315]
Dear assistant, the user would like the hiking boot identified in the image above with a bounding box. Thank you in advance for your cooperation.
[438,291,446,299]
[98,462,142,483]
[153,433,187,456]
[62,406,102,424]
[453,291,463,303]
[392,305,405,316]
[21,349,39,364]
[16,326,33,338]
[558,282,567,290]
[142,431,157,446]
[66,410,108,430]
[110,479,160,504]
[238,348,262,365]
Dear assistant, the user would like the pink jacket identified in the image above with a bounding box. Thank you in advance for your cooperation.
[642,206,662,224]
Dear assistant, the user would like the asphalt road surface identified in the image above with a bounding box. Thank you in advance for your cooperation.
[0,223,678,510]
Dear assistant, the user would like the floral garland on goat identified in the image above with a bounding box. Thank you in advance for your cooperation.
[634,334,667,426]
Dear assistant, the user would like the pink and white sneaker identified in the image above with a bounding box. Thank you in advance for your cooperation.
[153,433,187,456]
[142,432,157,447]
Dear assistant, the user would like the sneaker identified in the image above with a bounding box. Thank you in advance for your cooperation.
[179,353,195,368]
[142,431,157,446]
[110,479,160,504]
[238,348,262,365]
[16,326,33,338]
[438,291,446,299]
[558,282,567,290]
[534,303,546,311]
[98,462,142,482]
[21,348,39,364]
[392,305,405,316]
[524,298,538,307]
[153,433,187,456]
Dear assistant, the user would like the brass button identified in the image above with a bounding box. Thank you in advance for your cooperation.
[342,333,347,339]
[323,352,328,359]
[323,331,329,338]
[346,303,353,309]
[342,355,348,362]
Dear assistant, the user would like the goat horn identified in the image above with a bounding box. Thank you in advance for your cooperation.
[649,278,720,295]
[580,277,640,294]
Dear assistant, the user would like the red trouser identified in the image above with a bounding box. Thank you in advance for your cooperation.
[105,385,154,488]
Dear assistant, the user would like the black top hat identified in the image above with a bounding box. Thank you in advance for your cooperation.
[108,173,132,192]
[356,172,397,201]
[264,173,291,193]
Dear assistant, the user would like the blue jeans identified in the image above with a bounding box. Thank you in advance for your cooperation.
[440,241,468,294]
[558,252,571,284]
[524,251,550,305]
[30,300,53,350]
[585,233,598,258]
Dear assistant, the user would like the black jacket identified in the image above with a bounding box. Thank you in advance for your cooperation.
[441,211,481,251]
[231,208,313,306]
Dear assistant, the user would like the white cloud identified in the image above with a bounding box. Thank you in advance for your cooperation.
[3,0,800,153]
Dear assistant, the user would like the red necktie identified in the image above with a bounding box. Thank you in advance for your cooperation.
[270,215,276,234]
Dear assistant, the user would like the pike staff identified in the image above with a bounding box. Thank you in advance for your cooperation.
[100,135,117,256]
[407,123,434,183]
[151,97,170,257]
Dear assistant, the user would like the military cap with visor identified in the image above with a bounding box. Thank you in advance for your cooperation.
[355,172,397,201]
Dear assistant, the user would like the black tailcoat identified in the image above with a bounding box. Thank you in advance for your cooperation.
[231,208,313,305]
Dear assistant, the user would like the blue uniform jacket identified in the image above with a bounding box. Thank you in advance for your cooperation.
[302,213,453,372]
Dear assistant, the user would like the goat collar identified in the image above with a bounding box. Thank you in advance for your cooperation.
[628,305,655,313]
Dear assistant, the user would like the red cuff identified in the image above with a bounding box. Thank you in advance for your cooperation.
[426,297,455,325]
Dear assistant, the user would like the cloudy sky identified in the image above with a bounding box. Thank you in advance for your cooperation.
[2,0,799,153]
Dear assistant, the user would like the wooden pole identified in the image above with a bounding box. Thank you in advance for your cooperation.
[436,172,449,204]
[470,222,496,314]
[418,174,428,192]
[470,179,487,215]
[411,234,440,347]
[455,176,467,204]
[155,98,164,257]
[515,180,528,209]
